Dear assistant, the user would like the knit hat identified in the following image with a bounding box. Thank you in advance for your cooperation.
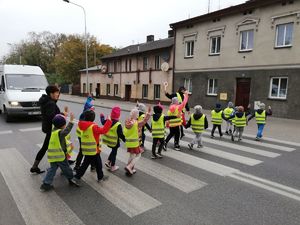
[259,103,265,110]
[237,106,244,112]
[178,86,186,93]
[137,103,146,113]
[153,105,163,114]
[111,106,121,120]
[84,110,95,122]
[46,85,60,96]
[194,105,202,114]
[171,97,178,104]
[227,102,234,108]
[84,96,95,111]
[52,114,66,128]
[130,108,139,120]
[216,103,221,109]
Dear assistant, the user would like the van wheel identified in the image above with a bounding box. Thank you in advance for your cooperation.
[3,106,12,122]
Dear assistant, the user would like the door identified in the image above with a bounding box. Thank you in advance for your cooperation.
[125,85,131,101]
[235,78,251,109]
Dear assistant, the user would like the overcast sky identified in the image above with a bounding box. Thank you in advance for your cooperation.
[0,0,245,58]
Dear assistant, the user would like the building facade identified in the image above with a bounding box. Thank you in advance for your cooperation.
[170,0,300,119]
[80,35,174,104]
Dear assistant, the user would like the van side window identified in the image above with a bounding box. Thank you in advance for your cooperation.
[1,76,5,91]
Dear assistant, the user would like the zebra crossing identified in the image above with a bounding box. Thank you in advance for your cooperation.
[1,126,300,224]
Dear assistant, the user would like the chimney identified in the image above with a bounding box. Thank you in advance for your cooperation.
[168,30,174,38]
[146,35,154,42]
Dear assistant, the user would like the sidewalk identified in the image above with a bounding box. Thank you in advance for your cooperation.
[60,94,300,143]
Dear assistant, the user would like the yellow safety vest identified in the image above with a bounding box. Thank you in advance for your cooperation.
[255,110,266,124]
[76,126,83,138]
[124,121,139,148]
[81,125,98,155]
[224,107,234,120]
[138,114,145,122]
[102,122,121,147]
[168,108,182,127]
[176,92,185,113]
[65,133,73,155]
[234,113,247,127]
[191,114,205,134]
[151,115,165,138]
[211,110,223,125]
[47,129,66,163]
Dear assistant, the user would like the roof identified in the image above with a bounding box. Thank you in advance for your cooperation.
[170,0,282,29]
[79,65,102,72]
[101,37,174,60]
[2,64,44,75]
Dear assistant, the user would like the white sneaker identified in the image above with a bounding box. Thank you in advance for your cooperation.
[110,165,119,172]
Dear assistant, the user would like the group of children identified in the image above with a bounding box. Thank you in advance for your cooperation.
[39,93,272,191]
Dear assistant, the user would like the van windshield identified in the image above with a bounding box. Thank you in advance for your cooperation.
[6,74,48,90]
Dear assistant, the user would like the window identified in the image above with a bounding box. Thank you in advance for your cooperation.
[207,79,218,95]
[240,30,254,51]
[210,36,221,55]
[125,59,128,72]
[143,57,148,70]
[106,84,110,95]
[184,78,192,94]
[113,61,117,72]
[89,83,92,94]
[269,77,288,99]
[154,84,160,99]
[114,84,118,96]
[142,84,148,99]
[276,23,293,47]
[155,55,160,70]
[185,41,194,57]
[129,59,132,72]
[83,83,86,93]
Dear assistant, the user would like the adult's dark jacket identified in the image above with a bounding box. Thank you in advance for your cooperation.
[165,92,190,112]
[39,94,61,133]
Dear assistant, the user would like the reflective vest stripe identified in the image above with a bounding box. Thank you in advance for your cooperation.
[191,114,205,133]
[255,111,266,124]
[168,108,181,127]
[211,110,223,125]
[124,121,139,148]
[102,122,121,147]
[47,129,65,163]
[152,115,165,138]
[81,125,98,155]
[76,127,82,138]
[234,113,247,127]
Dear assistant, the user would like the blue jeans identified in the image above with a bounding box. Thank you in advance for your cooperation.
[257,124,265,138]
[43,159,73,185]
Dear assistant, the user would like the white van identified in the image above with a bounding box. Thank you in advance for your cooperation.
[0,64,48,122]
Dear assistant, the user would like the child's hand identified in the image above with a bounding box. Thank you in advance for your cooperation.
[107,115,111,121]
[147,106,151,114]
[64,106,69,117]
[184,90,189,95]
[70,112,74,122]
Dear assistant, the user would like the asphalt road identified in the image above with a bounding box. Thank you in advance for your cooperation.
[0,100,300,225]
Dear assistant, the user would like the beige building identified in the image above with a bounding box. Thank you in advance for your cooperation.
[170,0,300,119]
[80,35,174,104]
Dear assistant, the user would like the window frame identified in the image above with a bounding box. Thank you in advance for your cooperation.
[142,84,148,99]
[239,29,254,52]
[209,36,221,55]
[154,55,161,70]
[207,78,218,96]
[185,40,194,58]
[269,76,288,99]
[154,84,161,100]
[114,84,118,96]
[275,22,294,48]
[106,83,110,95]
[143,57,148,70]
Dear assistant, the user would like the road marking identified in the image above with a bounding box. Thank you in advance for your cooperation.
[102,145,207,193]
[0,130,13,135]
[144,140,238,177]
[0,148,85,225]
[82,171,161,218]
[184,132,280,158]
[239,138,295,152]
[19,127,41,132]
[179,139,262,166]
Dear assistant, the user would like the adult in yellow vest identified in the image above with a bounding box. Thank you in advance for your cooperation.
[40,113,79,191]
[165,86,190,139]
[248,103,272,141]
[211,103,226,138]
[74,110,112,182]
[101,106,125,172]
[124,107,151,175]
[164,91,189,151]
[223,102,235,135]
[185,105,208,149]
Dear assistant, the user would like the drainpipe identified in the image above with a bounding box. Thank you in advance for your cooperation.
[172,28,176,94]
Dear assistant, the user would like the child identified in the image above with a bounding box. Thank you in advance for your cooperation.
[185,105,208,149]
[248,103,272,141]
[101,106,125,172]
[74,110,112,182]
[223,102,234,135]
[74,96,96,172]
[137,103,151,152]
[124,106,151,176]
[164,91,189,151]
[40,113,79,191]
[210,103,226,138]
[151,103,178,159]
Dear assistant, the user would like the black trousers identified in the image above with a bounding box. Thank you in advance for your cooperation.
[75,154,104,180]
[35,132,51,161]
[108,146,118,166]
[165,126,180,146]
[152,138,165,155]
[75,138,95,168]
[211,124,222,136]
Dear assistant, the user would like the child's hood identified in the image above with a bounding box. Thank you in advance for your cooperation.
[78,120,95,131]
[169,104,177,113]
[125,118,135,129]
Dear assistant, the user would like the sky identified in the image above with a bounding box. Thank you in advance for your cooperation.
[0,0,245,59]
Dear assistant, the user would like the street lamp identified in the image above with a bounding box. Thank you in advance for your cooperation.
[63,0,89,94]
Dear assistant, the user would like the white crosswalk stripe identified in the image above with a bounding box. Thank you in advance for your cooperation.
[19,127,41,132]
[0,148,85,225]
[184,132,280,158]
[0,130,13,135]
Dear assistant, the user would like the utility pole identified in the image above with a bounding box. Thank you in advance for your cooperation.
[208,0,211,13]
